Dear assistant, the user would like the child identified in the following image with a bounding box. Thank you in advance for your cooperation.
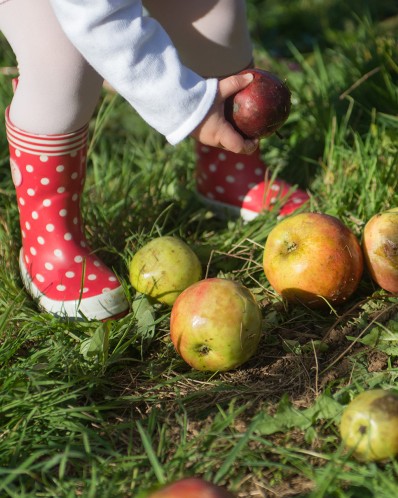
[0,0,309,321]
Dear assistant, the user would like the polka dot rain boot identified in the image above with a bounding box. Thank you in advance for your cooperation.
[6,108,129,320]
[195,143,309,221]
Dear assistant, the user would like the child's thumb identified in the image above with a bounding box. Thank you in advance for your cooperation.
[218,72,253,100]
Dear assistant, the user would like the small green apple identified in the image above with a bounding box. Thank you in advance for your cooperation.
[340,389,398,461]
[146,477,235,498]
[170,278,262,372]
[363,207,398,293]
[129,236,202,305]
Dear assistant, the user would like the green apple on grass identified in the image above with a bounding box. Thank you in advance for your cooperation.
[340,389,398,461]
[170,277,262,372]
[129,236,202,305]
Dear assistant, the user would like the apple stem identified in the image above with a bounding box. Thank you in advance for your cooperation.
[286,242,298,253]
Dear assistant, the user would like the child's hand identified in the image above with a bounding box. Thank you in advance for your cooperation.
[191,73,258,155]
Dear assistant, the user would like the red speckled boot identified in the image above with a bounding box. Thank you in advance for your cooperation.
[6,108,129,320]
[195,143,309,221]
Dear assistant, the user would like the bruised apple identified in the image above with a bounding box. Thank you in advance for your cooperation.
[362,207,398,293]
[225,68,291,139]
[129,236,202,305]
[340,389,398,461]
[170,278,262,372]
[147,477,235,498]
[263,213,364,308]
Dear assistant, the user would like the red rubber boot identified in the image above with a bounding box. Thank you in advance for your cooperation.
[6,108,129,320]
[195,143,309,221]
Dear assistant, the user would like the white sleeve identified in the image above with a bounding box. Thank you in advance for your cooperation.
[49,0,218,145]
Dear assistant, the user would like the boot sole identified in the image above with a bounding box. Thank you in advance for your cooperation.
[19,250,129,321]
[196,192,259,222]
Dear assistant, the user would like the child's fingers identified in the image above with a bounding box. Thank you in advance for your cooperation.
[218,73,253,100]
[218,123,258,154]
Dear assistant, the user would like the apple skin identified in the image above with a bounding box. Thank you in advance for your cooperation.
[129,236,202,306]
[263,213,364,308]
[170,278,262,372]
[362,207,398,293]
[147,477,235,498]
[340,389,398,461]
[225,68,291,139]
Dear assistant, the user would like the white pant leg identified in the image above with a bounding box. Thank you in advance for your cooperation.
[0,0,103,134]
[143,0,253,77]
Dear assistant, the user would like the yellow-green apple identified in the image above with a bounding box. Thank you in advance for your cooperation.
[129,236,202,305]
[170,278,262,372]
[340,389,398,461]
[263,212,364,308]
[147,477,235,498]
[362,207,398,293]
[225,68,291,139]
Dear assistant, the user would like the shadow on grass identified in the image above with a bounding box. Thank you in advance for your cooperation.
[248,0,398,55]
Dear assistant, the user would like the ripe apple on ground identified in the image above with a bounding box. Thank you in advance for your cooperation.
[170,278,262,372]
[146,477,235,498]
[262,212,364,308]
[129,236,202,306]
[225,68,291,139]
[340,389,398,461]
[362,207,398,293]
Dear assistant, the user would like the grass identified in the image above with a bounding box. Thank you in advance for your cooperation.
[0,1,398,496]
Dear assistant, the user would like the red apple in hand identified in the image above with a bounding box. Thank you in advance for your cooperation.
[225,68,291,139]
[147,477,235,498]
[263,213,364,308]
[362,207,398,293]
[170,278,262,372]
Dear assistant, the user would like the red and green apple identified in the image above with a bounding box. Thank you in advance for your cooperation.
[362,207,398,293]
[263,212,364,307]
[146,477,235,498]
[170,278,262,372]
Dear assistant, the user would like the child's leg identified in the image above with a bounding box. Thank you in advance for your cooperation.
[143,0,253,77]
[145,0,309,220]
[0,0,128,320]
[0,0,103,134]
